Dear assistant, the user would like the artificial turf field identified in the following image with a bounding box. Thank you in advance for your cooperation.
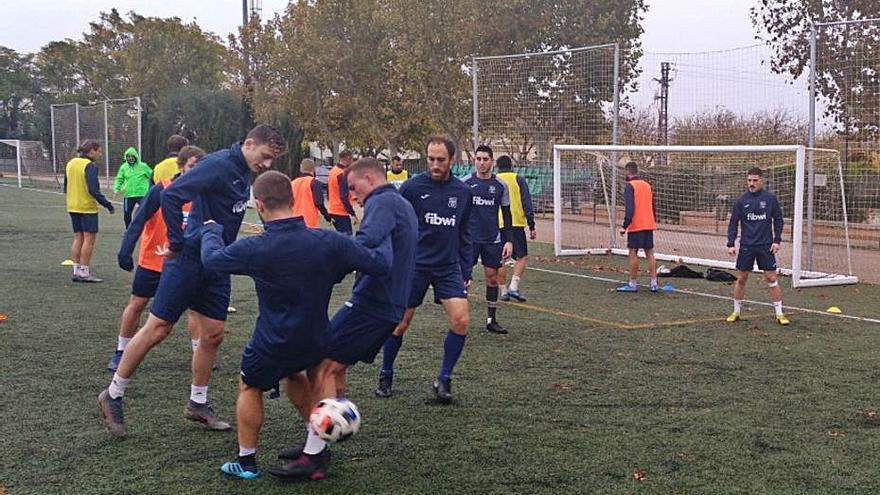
[2,182,880,494]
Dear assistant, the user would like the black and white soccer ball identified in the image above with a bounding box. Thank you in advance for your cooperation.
[309,398,361,443]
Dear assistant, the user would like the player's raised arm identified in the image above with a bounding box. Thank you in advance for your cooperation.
[200,221,255,275]
[335,233,393,279]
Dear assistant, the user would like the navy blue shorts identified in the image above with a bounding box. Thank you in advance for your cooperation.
[149,249,230,323]
[69,213,98,233]
[408,265,468,308]
[510,227,528,259]
[330,215,352,234]
[736,244,777,272]
[627,230,654,250]
[473,242,503,269]
[327,303,397,365]
[131,266,161,298]
[239,344,320,392]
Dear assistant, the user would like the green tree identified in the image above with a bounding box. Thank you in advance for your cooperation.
[751,1,880,140]
[0,47,39,139]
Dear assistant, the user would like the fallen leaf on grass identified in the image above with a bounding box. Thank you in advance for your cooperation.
[829,430,846,437]
[552,383,572,391]
[761,333,771,337]
[633,469,648,481]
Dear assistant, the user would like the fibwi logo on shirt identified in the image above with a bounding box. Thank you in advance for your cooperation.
[232,200,247,214]
[448,197,457,208]
[473,196,495,206]
[425,212,456,226]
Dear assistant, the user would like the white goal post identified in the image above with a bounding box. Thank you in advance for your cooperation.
[553,144,858,288]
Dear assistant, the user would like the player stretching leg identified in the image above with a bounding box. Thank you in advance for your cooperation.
[463,145,513,334]
[199,171,391,480]
[97,125,286,437]
[375,135,473,403]
[107,146,205,372]
[725,166,789,326]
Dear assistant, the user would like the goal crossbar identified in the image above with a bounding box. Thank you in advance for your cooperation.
[552,144,858,288]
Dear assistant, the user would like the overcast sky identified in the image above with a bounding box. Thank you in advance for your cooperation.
[2,0,761,55]
[5,1,801,119]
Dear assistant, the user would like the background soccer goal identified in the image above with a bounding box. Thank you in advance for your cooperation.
[51,98,142,188]
[553,144,857,288]
[0,140,53,188]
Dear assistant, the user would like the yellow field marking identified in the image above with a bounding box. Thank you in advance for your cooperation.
[502,300,635,329]
[481,295,785,331]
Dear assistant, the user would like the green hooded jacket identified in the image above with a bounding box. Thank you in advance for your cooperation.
[113,147,153,198]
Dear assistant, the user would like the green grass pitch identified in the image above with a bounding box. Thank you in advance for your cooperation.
[2,183,880,494]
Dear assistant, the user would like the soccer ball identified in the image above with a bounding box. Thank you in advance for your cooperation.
[309,398,361,443]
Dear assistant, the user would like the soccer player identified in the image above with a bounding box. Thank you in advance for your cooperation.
[386,155,409,189]
[375,135,473,403]
[113,147,152,228]
[462,145,513,334]
[152,134,189,183]
[106,146,205,372]
[616,161,659,292]
[199,170,392,480]
[64,139,115,283]
[495,156,535,302]
[97,125,285,437]
[272,157,417,480]
[726,167,790,326]
[291,158,332,228]
[326,150,358,234]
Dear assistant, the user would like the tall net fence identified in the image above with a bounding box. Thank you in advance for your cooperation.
[555,146,857,287]
[51,98,141,188]
[812,19,880,257]
[620,45,809,147]
[474,44,619,161]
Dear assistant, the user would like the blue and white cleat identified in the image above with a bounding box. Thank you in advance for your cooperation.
[506,290,527,302]
[616,284,638,293]
[221,460,260,480]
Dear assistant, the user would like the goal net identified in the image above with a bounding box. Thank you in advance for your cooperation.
[0,140,54,188]
[553,144,857,288]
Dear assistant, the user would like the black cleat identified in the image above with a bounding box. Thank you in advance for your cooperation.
[486,320,508,334]
[432,379,453,403]
[375,374,393,398]
[98,389,126,437]
[106,350,123,372]
[268,449,330,482]
[278,444,332,461]
[184,401,231,430]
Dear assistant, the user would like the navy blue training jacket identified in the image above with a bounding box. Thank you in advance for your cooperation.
[399,172,473,281]
[348,184,418,323]
[727,189,784,247]
[163,142,251,254]
[200,216,392,366]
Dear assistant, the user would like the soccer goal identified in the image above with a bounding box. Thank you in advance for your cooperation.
[552,144,857,288]
[0,140,54,188]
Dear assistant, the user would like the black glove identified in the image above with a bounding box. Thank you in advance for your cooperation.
[117,253,134,272]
